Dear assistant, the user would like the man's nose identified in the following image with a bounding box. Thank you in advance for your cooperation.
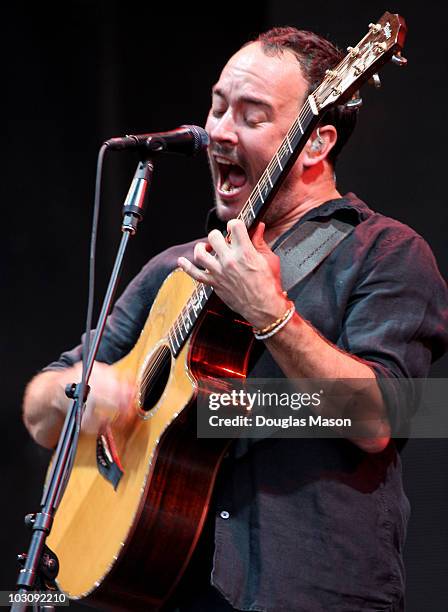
[209,110,238,146]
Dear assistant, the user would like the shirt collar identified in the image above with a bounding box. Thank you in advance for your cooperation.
[299,192,372,224]
[205,192,372,236]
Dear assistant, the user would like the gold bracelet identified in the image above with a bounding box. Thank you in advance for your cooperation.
[253,300,295,339]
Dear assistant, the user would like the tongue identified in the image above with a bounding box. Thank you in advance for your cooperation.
[228,165,246,187]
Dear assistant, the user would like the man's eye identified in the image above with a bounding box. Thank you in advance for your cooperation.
[212,109,225,118]
[245,115,265,126]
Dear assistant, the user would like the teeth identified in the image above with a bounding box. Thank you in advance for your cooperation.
[221,178,235,193]
[215,156,233,165]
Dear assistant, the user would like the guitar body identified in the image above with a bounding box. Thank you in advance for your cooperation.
[46,269,254,611]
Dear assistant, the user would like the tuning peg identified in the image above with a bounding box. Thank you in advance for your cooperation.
[345,92,363,109]
[391,53,408,67]
[369,73,382,88]
[374,41,388,53]
[346,46,360,58]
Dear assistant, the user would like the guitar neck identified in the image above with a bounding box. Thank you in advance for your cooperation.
[167,282,213,356]
[237,96,318,230]
[167,97,320,357]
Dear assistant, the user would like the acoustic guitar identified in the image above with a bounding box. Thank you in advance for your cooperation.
[46,13,406,610]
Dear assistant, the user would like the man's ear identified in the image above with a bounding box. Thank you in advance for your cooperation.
[302,125,338,167]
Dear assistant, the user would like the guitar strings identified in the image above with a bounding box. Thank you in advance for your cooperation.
[139,346,171,397]
[135,37,384,398]
[167,103,318,356]
[163,48,363,363]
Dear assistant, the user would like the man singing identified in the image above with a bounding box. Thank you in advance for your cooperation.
[23,27,448,611]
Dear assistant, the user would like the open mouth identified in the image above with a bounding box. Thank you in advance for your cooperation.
[215,156,248,199]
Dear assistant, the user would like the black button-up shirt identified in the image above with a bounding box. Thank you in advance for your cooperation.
[44,194,448,611]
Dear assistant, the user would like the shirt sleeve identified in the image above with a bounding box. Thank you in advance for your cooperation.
[336,224,448,434]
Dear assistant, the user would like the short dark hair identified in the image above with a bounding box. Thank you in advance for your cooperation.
[246,26,358,165]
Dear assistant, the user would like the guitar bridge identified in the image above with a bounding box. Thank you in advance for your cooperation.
[96,426,124,490]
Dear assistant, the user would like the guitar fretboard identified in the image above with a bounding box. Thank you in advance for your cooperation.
[169,96,319,357]
[167,282,214,355]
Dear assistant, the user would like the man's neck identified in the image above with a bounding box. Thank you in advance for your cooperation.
[265,175,342,245]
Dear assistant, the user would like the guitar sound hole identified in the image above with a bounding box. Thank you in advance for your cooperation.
[140,345,172,413]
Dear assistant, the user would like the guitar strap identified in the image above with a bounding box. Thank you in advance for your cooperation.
[273,218,355,292]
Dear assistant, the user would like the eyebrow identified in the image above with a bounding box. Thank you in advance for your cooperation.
[212,87,273,110]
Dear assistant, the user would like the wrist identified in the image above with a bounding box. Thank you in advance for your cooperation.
[249,292,292,331]
[253,299,295,338]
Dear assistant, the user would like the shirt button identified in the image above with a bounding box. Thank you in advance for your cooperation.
[219,510,230,520]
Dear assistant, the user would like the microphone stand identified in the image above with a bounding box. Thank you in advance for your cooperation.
[11,157,155,612]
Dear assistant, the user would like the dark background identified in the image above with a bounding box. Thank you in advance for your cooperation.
[2,1,447,610]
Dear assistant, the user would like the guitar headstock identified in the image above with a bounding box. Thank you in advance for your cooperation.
[314,12,407,112]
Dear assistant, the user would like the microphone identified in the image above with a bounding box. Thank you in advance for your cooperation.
[104,124,209,156]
